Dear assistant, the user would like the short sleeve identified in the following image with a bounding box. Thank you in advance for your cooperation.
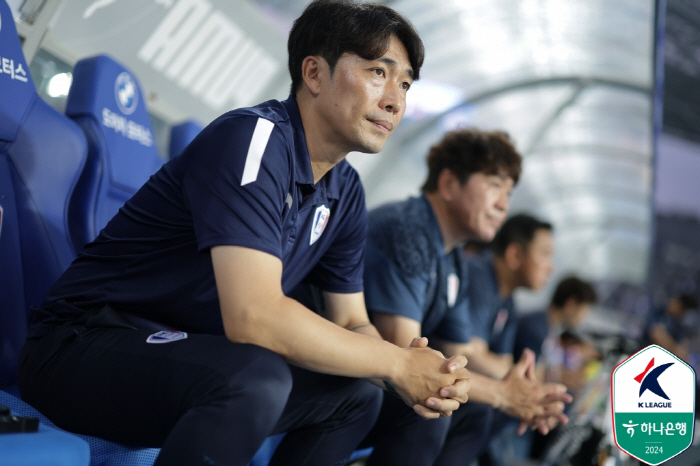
[364,241,429,324]
[467,267,496,339]
[182,115,290,258]
[491,303,517,354]
[432,298,471,343]
[514,313,548,361]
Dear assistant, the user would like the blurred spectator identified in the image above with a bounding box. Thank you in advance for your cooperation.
[514,276,599,394]
[643,293,698,362]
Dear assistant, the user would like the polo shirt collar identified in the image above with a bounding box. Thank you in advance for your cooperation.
[282,95,341,202]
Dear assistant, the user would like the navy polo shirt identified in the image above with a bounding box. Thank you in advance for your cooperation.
[32,96,367,336]
[363,195,471,343]
[466,252,517,354]
[513,311,549,361]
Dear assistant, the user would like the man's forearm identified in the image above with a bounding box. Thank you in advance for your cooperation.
[467,351,513,379]
[226,294,404,381]
[466,372,506,409]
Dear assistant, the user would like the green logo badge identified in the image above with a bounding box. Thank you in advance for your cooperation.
[611,344,696,465]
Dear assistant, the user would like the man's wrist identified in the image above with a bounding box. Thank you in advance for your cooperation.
[384,381,402,399]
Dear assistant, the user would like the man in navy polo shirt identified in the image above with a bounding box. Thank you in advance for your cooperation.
[459,213,558,466]
[18,2,469,465]
[359,129,571,465]
[467,214,555,379]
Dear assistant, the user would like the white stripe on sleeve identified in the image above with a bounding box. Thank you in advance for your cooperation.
[241,118,275,186]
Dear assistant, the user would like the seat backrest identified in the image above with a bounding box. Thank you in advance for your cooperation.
[65,54,163,251]
[168,119,203,159]
[0,0,88,388]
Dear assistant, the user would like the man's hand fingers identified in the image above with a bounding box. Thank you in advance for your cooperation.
[444,354,468,374]
[439,378,470,403]
[542,382,568,396]
[413,404,441,420]
[425,396,461,413]
[542,392,573,405]
[410,337,429,348]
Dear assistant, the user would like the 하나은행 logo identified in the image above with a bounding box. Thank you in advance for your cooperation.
[611,345,696,465]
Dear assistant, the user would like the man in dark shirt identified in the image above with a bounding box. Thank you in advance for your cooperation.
[466,214,556,378]
[643,293,698,362]
[18,2,469,465]
[449,213,560,466]
[359,129,570,466]
[514,276,598,364]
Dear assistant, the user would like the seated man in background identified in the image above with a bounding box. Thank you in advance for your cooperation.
[643,293,698,362]
[465,214,556,379]
[514,275,599,394]
[18,2,470,466]
[357,128,570,466]
[448,213,560,466]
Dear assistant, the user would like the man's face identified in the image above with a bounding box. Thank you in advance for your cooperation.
[563,302,590,329]
[520,228,554,291]
[449,172,514,242]
[315,35,414,154]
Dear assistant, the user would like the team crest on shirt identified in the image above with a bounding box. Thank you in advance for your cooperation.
[492,308,509,335]
[146,330,188,344]
[309,205,330,245]
[447,273,459,307]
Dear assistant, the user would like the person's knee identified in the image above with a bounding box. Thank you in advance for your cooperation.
[207,345,293,428]
[230,345,292,405]
[344,379,383,426]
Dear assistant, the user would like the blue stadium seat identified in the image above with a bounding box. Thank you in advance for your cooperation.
[0,2,160,463]
[0,0,86,395]
[65,54,164,252]
[168,119,203,159]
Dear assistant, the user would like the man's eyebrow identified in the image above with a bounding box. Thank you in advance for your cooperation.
[378,56,414,79]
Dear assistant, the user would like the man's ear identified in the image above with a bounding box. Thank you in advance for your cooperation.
[436,169,459,202]
[300,56,325,96]
[504,242,523,270]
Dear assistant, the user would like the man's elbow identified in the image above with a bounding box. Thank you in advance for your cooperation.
[221,302,270,345]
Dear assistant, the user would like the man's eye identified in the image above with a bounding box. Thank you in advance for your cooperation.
[373,68,385,76]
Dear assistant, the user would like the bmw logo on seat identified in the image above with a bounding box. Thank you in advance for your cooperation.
[115,71,138,115]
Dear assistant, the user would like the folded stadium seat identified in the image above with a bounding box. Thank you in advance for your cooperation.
[0,1,159,463]
[64,54,164,252]
[168,119,203,159]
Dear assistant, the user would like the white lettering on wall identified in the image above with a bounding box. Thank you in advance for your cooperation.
[138,0,279,110]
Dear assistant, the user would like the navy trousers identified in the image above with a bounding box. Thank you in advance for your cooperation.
[360,392,452,466]
[433,401,496,466]
[18,315,382,466]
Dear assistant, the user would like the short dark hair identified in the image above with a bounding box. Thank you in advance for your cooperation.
[551,276,597,308]
[288,0,424,94]
[421,128,522,193]
[491,213,552,256]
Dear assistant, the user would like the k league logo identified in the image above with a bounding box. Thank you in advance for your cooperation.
[635,357,673,403]
[115,71,138,115]
[611,345,696,465]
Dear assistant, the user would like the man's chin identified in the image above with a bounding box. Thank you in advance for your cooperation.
[475,228,497,243]
[354,140,386,155]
